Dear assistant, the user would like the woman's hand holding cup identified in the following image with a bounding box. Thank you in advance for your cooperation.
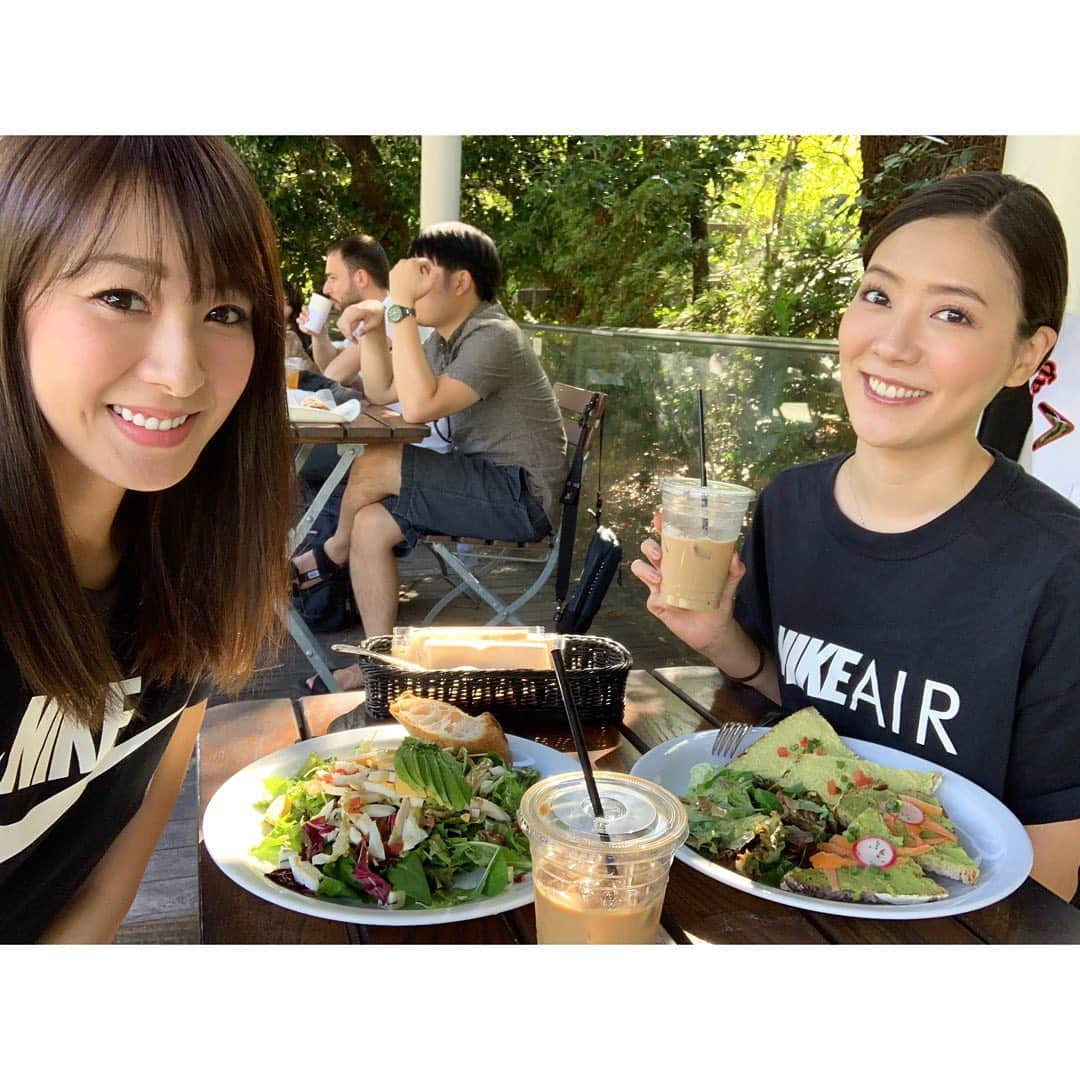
[630,511,746,658]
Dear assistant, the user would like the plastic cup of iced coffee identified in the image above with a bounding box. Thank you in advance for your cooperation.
[658,477,755,612]
[519,772,688,944]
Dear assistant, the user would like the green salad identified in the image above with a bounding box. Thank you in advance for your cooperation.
[682,763,836,887]
[252,737,540,909]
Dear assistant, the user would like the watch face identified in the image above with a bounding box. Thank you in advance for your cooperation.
[387,304,412,323]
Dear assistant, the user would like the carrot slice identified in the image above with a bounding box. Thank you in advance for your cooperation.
[853,768,875,788]
[898,843,934,856]
[919,818,957,842]
[827,780,840,797]
[811,852,858,869]
[777,747,790,758]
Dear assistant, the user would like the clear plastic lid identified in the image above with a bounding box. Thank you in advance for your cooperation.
[660,476,755,507]
[519,772,689,856]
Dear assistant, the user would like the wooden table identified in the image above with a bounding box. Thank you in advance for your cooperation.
[288,404,429,692]
[197,668,1080,944]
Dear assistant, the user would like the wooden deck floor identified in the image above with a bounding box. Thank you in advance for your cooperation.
[116,543,700,943]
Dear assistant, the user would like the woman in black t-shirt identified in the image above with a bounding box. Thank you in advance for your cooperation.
[631,172,1080,902]
[0,138,292,942]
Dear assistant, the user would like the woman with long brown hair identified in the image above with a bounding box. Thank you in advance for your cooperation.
[0,137,293,942]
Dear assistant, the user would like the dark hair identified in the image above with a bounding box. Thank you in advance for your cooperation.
[863,172,1068,345]
[408,221,501,303]
[326,233,390,291]
[0,136,293,726]
[283,278,311,353]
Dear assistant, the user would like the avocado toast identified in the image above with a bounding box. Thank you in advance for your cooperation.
[726,708,942,803]
[834,789,980,886]
[682,708,979,905]
[780,806,949,903]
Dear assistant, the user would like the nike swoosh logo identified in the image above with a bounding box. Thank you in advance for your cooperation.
[0,705,184,862]
[1033,401,1076,451]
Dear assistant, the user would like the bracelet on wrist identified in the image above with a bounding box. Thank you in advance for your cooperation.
[721,638,766,684]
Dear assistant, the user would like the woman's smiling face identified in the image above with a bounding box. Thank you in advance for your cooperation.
[25,201,255,496]
[837,215,1049,454]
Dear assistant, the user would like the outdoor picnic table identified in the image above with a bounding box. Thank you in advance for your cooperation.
[197,667,1080,945]
[288,403,430,692]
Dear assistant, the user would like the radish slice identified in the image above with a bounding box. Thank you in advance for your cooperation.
[853,835,897,868]
[897,798,926,825]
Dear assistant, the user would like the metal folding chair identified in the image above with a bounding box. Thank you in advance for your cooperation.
[418,383,607,626]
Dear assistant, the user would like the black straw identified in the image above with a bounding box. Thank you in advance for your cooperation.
[551,648,604,819]
[696,389,707,487]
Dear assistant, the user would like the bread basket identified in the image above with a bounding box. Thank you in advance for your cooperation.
[356,633,632,725]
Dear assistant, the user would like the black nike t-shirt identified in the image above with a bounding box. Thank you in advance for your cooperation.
[733,450,1080,826]
[0,571,206,943]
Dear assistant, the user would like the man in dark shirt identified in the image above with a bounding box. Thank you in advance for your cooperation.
[292,223,567,690]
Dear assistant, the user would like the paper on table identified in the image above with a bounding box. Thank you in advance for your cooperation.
[287,388,361,424]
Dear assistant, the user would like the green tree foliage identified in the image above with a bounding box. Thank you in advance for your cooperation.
[229,133,999,342]
[467,136,751,327]
[670,135,864,340]
[226,135,421,293]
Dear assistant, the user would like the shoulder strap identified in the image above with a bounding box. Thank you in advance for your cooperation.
[554,394,600,614]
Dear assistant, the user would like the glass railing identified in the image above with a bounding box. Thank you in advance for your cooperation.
[520,322,854,550]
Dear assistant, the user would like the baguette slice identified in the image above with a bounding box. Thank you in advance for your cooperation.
[388,691,512,764]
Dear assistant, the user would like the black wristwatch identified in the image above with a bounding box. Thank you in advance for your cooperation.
[386,304,416,324]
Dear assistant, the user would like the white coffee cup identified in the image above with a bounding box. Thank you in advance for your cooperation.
[305,292,333,334]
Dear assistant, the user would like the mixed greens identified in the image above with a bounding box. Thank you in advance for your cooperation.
[682,763,836,887]
[252,737,540,909]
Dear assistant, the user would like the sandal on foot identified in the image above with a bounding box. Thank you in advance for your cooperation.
[292,541,346,592]
[296,666,365,696]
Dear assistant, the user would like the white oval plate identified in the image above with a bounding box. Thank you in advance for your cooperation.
[203,725,578,926]
[630,728,1033,920]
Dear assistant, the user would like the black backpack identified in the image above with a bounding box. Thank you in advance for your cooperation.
[554,394,621,635]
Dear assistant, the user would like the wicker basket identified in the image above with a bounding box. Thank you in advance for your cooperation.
[356,634,632,725]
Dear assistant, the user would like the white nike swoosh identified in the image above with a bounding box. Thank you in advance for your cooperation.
[0,704,184,862]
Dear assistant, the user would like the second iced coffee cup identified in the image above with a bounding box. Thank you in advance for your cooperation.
[659,477,755,611]
[519,772,688,945]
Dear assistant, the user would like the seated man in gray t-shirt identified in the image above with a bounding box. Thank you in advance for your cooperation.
[291,222,569,691]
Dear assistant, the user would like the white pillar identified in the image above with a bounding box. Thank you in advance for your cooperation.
[1003,137,1080,315]
[1003,136,1080,501]
[420,136,462,228]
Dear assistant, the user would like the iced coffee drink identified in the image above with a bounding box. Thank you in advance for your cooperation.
[519,773,688,945]
[658,477,754,612]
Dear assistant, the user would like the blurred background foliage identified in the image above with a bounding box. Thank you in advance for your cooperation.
[229,134,1004,341]
[228,133,1006,571]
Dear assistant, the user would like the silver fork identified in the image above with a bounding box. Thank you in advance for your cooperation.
[711,711,779,760]
[649,671,779,762]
